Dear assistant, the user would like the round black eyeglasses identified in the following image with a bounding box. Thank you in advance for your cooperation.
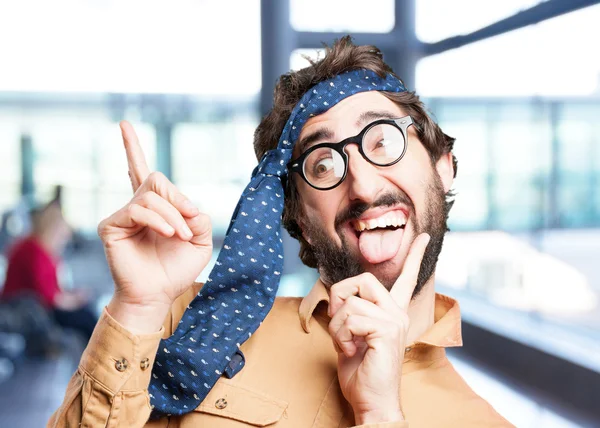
[287,116,414,191]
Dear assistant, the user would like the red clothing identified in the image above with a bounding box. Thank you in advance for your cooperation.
[1,237,61,308]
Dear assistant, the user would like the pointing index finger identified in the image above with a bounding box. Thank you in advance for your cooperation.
[390,233,431,311]
[120,120,150,192]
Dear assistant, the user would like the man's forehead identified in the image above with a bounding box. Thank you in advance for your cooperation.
[294,91,407,154]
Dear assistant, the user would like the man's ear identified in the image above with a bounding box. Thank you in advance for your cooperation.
[435,152,454,193]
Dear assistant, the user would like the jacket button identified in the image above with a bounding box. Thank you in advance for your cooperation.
[140,358,150,370]
[215,398,228,409]
[115,358,129,372]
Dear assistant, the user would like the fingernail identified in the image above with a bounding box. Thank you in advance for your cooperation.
[183,224,193,238]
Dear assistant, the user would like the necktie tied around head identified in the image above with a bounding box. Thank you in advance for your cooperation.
[148,69,407,417]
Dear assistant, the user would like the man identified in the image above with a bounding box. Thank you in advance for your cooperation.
[2,196,97,341]
[49,37,512,427]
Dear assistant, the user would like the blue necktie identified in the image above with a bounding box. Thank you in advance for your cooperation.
[149,69,407,417]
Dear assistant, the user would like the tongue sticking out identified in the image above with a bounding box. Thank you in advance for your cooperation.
[358,227,404,264]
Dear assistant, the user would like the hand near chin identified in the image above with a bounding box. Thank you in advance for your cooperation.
[327,233,430,425]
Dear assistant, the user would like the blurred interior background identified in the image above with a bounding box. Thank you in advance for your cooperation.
[0,0,599,426]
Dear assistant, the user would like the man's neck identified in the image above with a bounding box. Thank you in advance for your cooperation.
[405,276,436,345]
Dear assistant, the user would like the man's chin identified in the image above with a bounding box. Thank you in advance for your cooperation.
[315,236,408,290]
[361,259,405,291]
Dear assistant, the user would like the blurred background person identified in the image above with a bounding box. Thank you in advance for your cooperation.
[1,187,97,342]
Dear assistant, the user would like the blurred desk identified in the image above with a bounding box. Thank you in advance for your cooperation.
[440,285,600,423]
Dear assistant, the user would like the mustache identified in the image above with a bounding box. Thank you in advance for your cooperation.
[334,190,414,229]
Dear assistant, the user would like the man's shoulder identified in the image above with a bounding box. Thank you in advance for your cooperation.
[404,356,514,427]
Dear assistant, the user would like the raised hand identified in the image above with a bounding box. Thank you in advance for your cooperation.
[100,121,213,333]
[327,233,430,425]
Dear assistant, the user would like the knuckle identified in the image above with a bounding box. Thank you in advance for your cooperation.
[360,272,379,287]
[97,219,108,238]
[203,214,213,231]
[361,272,376,281]
[330,281,342,296]
[345,295,360,309]
[328,319,341,337]
[328,322,336,336]
[344,314,356,327]
[147,171,168,192]
[345,314,358,328]
[360,272,377,284]
[140,190,157,205]
[150,171,176,199]
[125,203,138,217]
[344,315,360,331]
[148,171,165,183]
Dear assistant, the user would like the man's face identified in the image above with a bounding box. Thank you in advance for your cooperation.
[292,91,453,295]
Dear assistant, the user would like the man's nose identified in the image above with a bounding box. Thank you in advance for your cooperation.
[344,144,382,203]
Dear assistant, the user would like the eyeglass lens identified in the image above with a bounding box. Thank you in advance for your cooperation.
[302,123,406,189]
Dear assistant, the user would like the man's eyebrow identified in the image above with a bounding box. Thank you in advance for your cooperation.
[295,111,399,154]
[356,111,399,128]
[296,127,334,154]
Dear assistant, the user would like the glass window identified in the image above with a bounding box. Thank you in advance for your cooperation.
[427,95,600,335]
[31,115,156,231]
[0,116,21,213]
[291,0,395,33]
[416,3,600,97]
[416,0,540,43]
[0,0,261,95]
[433,103,490,230]
[488,104,552,230]
[172,113,259,235]
[430,101,556,231]
[557,104,600,227]
[94,122,157,228]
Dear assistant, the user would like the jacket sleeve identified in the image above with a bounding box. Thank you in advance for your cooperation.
[48,283,205,427]
[47,308,164,428]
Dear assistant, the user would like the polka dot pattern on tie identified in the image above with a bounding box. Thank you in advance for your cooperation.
[149,69,407,417]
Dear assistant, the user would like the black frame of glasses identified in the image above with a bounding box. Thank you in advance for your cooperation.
[287,115,414,191]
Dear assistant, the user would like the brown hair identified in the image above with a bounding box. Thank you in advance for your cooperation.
[253,36,457,268]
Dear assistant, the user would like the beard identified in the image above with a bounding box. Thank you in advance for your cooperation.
[302,173,449,299]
